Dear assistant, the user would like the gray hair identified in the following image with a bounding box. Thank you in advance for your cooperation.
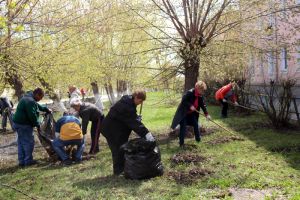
[70,98,82,107]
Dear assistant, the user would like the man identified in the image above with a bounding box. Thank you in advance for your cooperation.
[101,90,155,175]
[13,88,51,167]
[52,114,85,165]
[0,97,14,132]
[171,81,211,147]
[70,99,104,154]
[215,82,239,118]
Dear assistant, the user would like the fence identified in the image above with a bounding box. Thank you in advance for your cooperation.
[243,84,300,123]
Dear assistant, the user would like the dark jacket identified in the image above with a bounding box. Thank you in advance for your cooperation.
[0,97,13,114]
[78,102,103,135]
[13,91,49,127]
[101,95,149,145]
[171,88,208,129]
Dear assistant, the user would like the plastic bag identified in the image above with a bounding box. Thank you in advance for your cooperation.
[38,113,58,160]
[122,138,164,180]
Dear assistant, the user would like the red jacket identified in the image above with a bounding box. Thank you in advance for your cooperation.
[215,83,237,102]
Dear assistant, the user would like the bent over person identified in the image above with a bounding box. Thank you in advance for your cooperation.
[101,90,155,175]
[0,96,14,132]
[215,82,238,118]
[52,114,85,165]
[70,99,104,154]
[171,81,211,147]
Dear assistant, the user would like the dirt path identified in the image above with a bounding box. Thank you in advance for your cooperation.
[0,131,46,166]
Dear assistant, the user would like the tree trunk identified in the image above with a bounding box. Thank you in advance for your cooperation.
[91,81,104,112]
[38,77,67,112]
[117,80,127,99]
[104,82,116,105]
[184,58,199,92]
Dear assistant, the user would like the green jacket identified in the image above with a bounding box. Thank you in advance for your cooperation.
[13,91,49,127]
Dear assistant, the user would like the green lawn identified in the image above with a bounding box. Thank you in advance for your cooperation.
[1,92,300,200]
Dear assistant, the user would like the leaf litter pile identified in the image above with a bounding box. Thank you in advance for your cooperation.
[168,153,213,184]
[206,135,244,145]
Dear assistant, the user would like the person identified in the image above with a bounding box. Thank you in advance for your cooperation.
[100,90,155,175]
[215,82,239,118]
[70,99,104,154]
[12,88,52,167]
[171,81,211,147]
[0,97,14,132]
[52,114,85,165]
[80,88,86,101]
[68,85,81,115]
[68,85,81,100]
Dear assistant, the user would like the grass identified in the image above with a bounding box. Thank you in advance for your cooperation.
[1,92,300,199]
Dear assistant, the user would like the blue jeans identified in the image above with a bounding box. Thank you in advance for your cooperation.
[179,114,201,146]
[14,123,34,166]
[52,138,85,161]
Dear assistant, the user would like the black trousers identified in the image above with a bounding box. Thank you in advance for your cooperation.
[106,139,127,175]
[220,100,228,117]
[89,115,104,154]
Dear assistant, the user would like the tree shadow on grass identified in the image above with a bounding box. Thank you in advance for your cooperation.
[73,174,142,191]
[223,116,300,171]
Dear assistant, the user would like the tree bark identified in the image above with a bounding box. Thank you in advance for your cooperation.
[91,81,104,112]
[104,81,116,105]
[184,58,199,92]
[38,77,67,112]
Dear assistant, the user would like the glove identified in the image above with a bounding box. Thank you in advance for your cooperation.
[137,115,142,122]
[145,132,155,142]
[222,99,227,103]
[190,105,196,111]
[206,115,211,121]
[37,126,41,134]
[234,102,239,106]
[46,108,52,114]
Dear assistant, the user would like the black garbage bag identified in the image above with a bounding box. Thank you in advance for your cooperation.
[121,138,164,180]
[38,113,58,160]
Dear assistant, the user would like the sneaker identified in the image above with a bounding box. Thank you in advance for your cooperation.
[89,149,100,155]
[62,159,72,166]
[196,138,201,143]
[113,171,124,177]
[24,160,39,167]
[74,159,82,164]
[18,163,25,167]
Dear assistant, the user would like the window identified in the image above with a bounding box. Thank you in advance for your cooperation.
[280,47,288,71]
[297,0,300,5]
[249,54,255,76]
[281,0,287,19]
[260,54,265,75]
[296,45,300,71]
[267,51,275,75]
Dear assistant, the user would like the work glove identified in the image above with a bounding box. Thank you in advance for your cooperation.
[137,114,142,122]
[234,102,239,106]
[206,115,212,121]
[222,99,227,103]
[46,108,53,114]
[37,125,41,134]
[145,132,155,142]
[190,105,196,111]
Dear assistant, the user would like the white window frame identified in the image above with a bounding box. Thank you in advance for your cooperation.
[268,51,275,76]
[281,0,287,19]
[280,47,288,72]
[296,44,300,72]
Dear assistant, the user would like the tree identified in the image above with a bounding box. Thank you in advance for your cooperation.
[150,0,233,91]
